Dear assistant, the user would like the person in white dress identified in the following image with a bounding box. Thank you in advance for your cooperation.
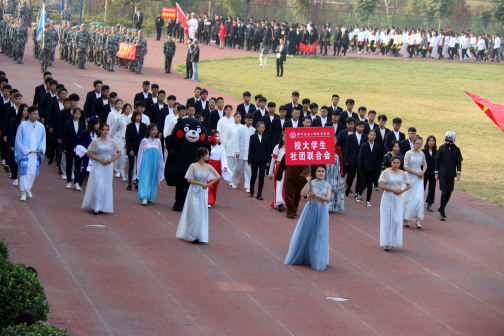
[402,136,427,230]
[216,105,234,140]
[379,156,411,251]
[107,99,123,178]
[268,133,286,211]
[176,147,221,244]
[221,111,241,177]
[109,103,132,182]
[164,105,186,138]
[81,124,122,215]
[232,113,255,192]
[188,13,198,40]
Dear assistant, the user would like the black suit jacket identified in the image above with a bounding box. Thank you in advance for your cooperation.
[422,148,437,177]
[126,122,147,155]
[200,108,215,129]
[39,92,56,122]
[62,120,86,152]
[283,102,301,120]
[283,119,303,129]
[208,110,223,132]
[363,121,378,135]
[327,105,343,117]
[186,97,198,107]
[57,108,73,140]
[312,117,329,127]
[344,132,368,166]
[134,12,143,25]
[374,127,391,155]
[325,121,342,136]
[48,100,64,130]
[134,92,152,104]
[338,130,351,159]
[400,139,414,156]
[33,84,46,106]
[236,103,256,124]
[338,110,359,130]
[144,96,159,110]
[269,118,285,152]
[358,142,382,172]
[383,131,405,153]
[252,109,267,128]
[248,133,270,163]
[2,106,16,139]
[194,100,209,116]
[83,91,99,119]
[147,103,168,127]
[155,17,164,28]
[260,113,279,136]
[435,144,462,177]
[92,98,112,122]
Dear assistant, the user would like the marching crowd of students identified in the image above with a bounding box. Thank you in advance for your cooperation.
[0,72,463,271]
[168,14,503,62]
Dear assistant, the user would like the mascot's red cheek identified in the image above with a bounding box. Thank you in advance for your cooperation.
[177,130,184,138]
[200,133,206,141]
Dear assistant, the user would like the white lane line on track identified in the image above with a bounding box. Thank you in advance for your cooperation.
[73,82,83,88]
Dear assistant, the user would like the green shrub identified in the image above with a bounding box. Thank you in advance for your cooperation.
[0,259,50,329]
[0,240,9,261]
[0,323,73,335]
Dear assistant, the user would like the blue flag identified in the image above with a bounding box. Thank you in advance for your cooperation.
[37,4,47,42]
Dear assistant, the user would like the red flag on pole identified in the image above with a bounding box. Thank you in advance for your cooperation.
[463,89,504,132]
[175,2,189,29]
[298,42,318,54]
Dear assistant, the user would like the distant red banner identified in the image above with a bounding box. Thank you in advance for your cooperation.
[116,42,137,60]
[285,127,335,165]
[162,7,176,20]
[299,41,318,54]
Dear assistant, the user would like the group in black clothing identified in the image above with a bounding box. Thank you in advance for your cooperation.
[0,70,463,222]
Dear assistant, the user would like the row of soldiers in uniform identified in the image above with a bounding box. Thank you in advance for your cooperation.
[33,20,58,71]
[0,0,33,28]
[0,14,28,63]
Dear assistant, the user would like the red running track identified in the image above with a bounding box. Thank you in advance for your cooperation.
[0,34,503,335]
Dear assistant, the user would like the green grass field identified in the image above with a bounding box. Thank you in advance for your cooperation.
[176,56,504,206]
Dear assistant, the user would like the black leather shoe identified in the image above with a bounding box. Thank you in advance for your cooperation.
[135,185,138,190]
[256,195,263,200]
[127,185,132,190]
[249,192,254,197]
[345,188,350,197]
[278,204,284,212]
[426,204,433,212]
[438,207,446,221]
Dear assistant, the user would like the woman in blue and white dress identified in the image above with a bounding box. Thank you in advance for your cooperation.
[379,155,411,251]
[137,124,165,206]
[176,147,221,244]
[285,165,331,271]
[403,136,427,230]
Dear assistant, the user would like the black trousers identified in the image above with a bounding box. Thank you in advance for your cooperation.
[423,175,436,204]
[408,45,414,58]
[276,57,283,76]
[461,48,469,60]
[250,162,267,195]
[438,46,444,58]
[288,42,296,55]
[9,150,17,179]
[186,60,193,78]
[47,134,57,163]
[346,165,360,193]
[156,27,162,40]
[358,170,377,202]
[341,44,348,56]
[135,23,142,30]
[448,47,455,59]
[333,41,340,55]
[65,151,78,183]
[439,176,454,212]
[476,50,485,61]
[128,155,136,184]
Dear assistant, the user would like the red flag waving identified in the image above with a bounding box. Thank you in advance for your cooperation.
[463,89,504,132]
[176,2,189,29]
[299,42,318,54]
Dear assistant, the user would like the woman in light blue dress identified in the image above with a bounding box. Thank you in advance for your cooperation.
[285,165,332,271]
[137,124,165,206]
[176,147,221,244]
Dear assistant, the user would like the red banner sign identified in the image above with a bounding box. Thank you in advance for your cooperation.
[285,127,335,165]
[299,41,318,54]
[162,7,176,20]
[116,42,137,60]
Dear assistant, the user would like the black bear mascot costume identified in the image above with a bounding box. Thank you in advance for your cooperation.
[165,118,211,211]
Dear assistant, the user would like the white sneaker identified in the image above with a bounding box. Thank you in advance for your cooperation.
[229,182,233,186]
[122,174,128,182]
[1,159,5,165]
[115,172,121,178]
[74,183,81,191]
[20,191,26,201]
[142,199,148,206]
[12,179,18,186]
[366,201,372,207]
[231,183,237,189]
[245,188,250,193]
[27,191,33,199]
[62,174,67,180]
[207,204,212,208]
[66,182,72,189]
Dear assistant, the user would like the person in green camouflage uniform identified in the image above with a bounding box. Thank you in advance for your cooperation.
[70,25,78,65]
[60,5,71,24]
[32,21,38,57]
[0,2,4,19]
[0,14,8,54]
[14,17,26,63]
[48,20,58,65]
[58,20,66,60]
[163,34,176,73]
[3,1,12,16]
[75,24,89,69]
[39,23,51,71]
[87,23,94,62]
[26,0,32,26]
[133,29,147,74]
[100,26,109,69]
[105,27,119,72]
[94,25,103,66]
